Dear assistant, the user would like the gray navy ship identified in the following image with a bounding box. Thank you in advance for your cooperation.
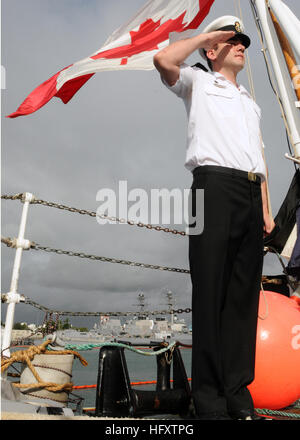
[56,291,192,345]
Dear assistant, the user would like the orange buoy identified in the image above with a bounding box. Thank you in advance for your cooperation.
[248,291,300,410]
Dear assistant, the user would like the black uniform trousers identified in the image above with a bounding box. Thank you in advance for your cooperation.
[189,165,264,416]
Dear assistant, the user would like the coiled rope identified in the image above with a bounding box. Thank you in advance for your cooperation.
[1,339,88,393]
[255,407,300,419]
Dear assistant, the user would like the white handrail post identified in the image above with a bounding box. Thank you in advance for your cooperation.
[1,192,35,358]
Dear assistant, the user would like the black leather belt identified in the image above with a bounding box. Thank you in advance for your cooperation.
[192,165,261,184]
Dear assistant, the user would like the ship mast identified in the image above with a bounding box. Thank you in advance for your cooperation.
[165,290,176,325]
[252,0,300,163]
[133,292,148,319]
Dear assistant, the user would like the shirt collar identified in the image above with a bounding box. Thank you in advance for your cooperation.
[213,71,227,81]
[212,71,238,89]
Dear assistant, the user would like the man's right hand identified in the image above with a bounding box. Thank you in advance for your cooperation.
[202,30,236,51]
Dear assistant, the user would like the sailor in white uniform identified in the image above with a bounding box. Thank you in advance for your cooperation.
[154,16,275,420]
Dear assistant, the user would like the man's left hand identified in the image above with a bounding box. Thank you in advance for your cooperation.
[263,212,276,236]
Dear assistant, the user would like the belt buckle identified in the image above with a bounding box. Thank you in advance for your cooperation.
[248,172,257,182]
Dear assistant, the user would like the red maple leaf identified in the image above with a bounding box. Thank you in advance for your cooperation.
[91,1,214,65]
[91,14,186,64]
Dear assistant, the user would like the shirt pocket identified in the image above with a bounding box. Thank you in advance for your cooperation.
[204,84,235,117]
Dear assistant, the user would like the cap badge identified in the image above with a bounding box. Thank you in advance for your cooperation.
[235,21,242,33]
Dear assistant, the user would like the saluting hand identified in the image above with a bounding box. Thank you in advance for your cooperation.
[154,30,237,87]
[202,30,236,51]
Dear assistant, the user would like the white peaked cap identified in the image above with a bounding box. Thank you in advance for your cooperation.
[198,15,251,60]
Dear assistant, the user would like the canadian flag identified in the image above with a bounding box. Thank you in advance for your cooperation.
[7,0,214,118]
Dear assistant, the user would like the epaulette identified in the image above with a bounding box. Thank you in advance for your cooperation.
[191,62,208,72]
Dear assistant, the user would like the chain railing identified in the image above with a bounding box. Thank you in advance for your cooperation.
[1,236,190,274]
[1,192,192,355]
[1,193,187,236]
[22,296,192,317]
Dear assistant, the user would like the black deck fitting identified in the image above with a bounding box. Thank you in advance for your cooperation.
[95,343,191,418]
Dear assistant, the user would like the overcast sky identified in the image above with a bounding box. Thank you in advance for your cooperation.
[2,0,300,329]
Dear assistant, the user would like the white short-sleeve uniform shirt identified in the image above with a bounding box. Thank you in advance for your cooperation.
[163,64,267,181]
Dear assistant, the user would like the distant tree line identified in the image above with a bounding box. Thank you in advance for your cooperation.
[12,318,88,332]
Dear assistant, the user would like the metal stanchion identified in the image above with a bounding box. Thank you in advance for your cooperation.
[2,193,35,358]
